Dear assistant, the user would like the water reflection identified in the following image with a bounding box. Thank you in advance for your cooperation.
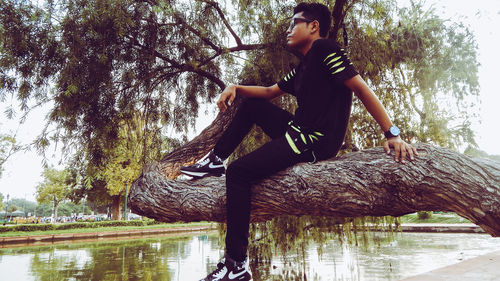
[0,232,499,281]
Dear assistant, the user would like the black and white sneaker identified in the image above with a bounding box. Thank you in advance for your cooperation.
[199,255,252,281]
[180,150,225,178]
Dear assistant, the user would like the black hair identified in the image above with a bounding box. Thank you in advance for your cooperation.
[293,2,331,38]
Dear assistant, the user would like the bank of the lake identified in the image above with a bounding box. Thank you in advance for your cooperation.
[0,222,216,246]
[0,213,484,246]
[0,223,485,247]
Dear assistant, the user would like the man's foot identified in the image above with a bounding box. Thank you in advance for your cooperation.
[180,150,225,178]
[199,255,252,281]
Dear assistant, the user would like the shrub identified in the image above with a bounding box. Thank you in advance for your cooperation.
[0,224,56,233]
[55,222,92,230]
[417,211,432,220]
[0,219,163,233]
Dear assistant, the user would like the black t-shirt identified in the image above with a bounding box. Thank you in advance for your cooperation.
[277,39,358,159]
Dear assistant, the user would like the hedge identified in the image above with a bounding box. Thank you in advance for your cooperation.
[0,219,162,233]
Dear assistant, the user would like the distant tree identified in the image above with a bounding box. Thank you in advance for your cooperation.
[66,113,167,219]
[34,203,53,217]
[464,146,500,162]
[10,198,37,216]
[0,133,19,178]
[35,167,73,220]
[7,204,17,212]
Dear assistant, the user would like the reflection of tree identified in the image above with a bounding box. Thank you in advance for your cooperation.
[25,235,213,281]
[30,250,80,281]
[4,233,376,280]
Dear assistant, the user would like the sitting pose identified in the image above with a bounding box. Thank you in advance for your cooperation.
[181,2,417,280]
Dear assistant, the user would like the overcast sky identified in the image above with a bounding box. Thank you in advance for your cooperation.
[1,0,499,202]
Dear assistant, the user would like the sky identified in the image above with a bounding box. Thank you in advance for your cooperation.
[1,0,499,202]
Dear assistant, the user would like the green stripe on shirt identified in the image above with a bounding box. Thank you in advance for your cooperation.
[332,66,346,75]
[323,52,337,62]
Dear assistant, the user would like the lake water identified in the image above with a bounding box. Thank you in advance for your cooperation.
[0,231,499,281]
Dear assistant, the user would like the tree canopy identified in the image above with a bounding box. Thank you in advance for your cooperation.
[35,166,73,219]
[1,0,480,170]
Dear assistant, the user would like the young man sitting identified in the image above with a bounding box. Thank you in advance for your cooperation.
[181,3,417,281]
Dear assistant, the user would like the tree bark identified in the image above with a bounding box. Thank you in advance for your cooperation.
[111,195,122,221]
[129,143,500,237]
[53,198,59,222]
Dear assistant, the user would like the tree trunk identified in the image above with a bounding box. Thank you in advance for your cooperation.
[111,195,122,220]
[53,198,58,223]
[129,143,500,237]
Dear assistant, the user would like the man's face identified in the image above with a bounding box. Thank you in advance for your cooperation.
[286,12,316,50]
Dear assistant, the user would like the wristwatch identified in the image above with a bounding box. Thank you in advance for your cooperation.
[384,125,400,139]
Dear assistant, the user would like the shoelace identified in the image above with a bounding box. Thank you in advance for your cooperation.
[211,262,226,278]
[193,156,211,168]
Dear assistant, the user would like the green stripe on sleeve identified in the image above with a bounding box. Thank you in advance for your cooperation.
[290,125,301,132]
[285,132,301,154]
[331,66,346,75]
[323,52,337,62]
[329,61,343,70]
[326,56,342,66]
[300,133,307,144]
[284,69,295,82]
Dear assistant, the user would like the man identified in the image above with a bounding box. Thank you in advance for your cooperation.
[181,3,418,281]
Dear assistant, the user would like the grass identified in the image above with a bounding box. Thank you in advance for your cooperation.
[0,221,214,237]
[399,212,471,224]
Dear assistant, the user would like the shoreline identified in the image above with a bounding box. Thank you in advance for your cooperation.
[402,250,500,280]
[400,223,485,233]
[0,223,486,247]
[0,224,217,247]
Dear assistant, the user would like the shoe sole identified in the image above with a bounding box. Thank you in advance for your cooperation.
[180,170,224,178]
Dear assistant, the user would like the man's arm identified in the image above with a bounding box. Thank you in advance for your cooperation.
[344,75,418,163]
[216,84,284,112]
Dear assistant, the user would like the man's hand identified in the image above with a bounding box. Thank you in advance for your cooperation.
[383,136,418,163]
[217,85,237,112]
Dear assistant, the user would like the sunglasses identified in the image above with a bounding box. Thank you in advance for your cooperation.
[288,17,316,31]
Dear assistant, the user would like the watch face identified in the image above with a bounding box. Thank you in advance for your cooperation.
[390,126,400,136]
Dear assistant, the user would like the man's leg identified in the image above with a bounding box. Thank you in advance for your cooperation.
[181,98,293,178]
[213,98,293,159]
[225,136,312,262]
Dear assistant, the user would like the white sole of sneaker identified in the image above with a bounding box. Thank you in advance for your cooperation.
[180,170,209,177]
[180,170,224,178]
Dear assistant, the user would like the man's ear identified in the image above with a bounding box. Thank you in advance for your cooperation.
[310,20,320,35]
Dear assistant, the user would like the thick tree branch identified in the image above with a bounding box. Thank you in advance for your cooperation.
[187,67,226,90]
[127,35,264,90]
[198,43,268,68]
[329,0,349,39]
[172,13,221,53]
[200,0,243,46]
[150,48,227,90]
[227,44,268,52]
[129,143,500,237]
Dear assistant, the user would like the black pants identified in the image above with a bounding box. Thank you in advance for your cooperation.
[213,98,314,262]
